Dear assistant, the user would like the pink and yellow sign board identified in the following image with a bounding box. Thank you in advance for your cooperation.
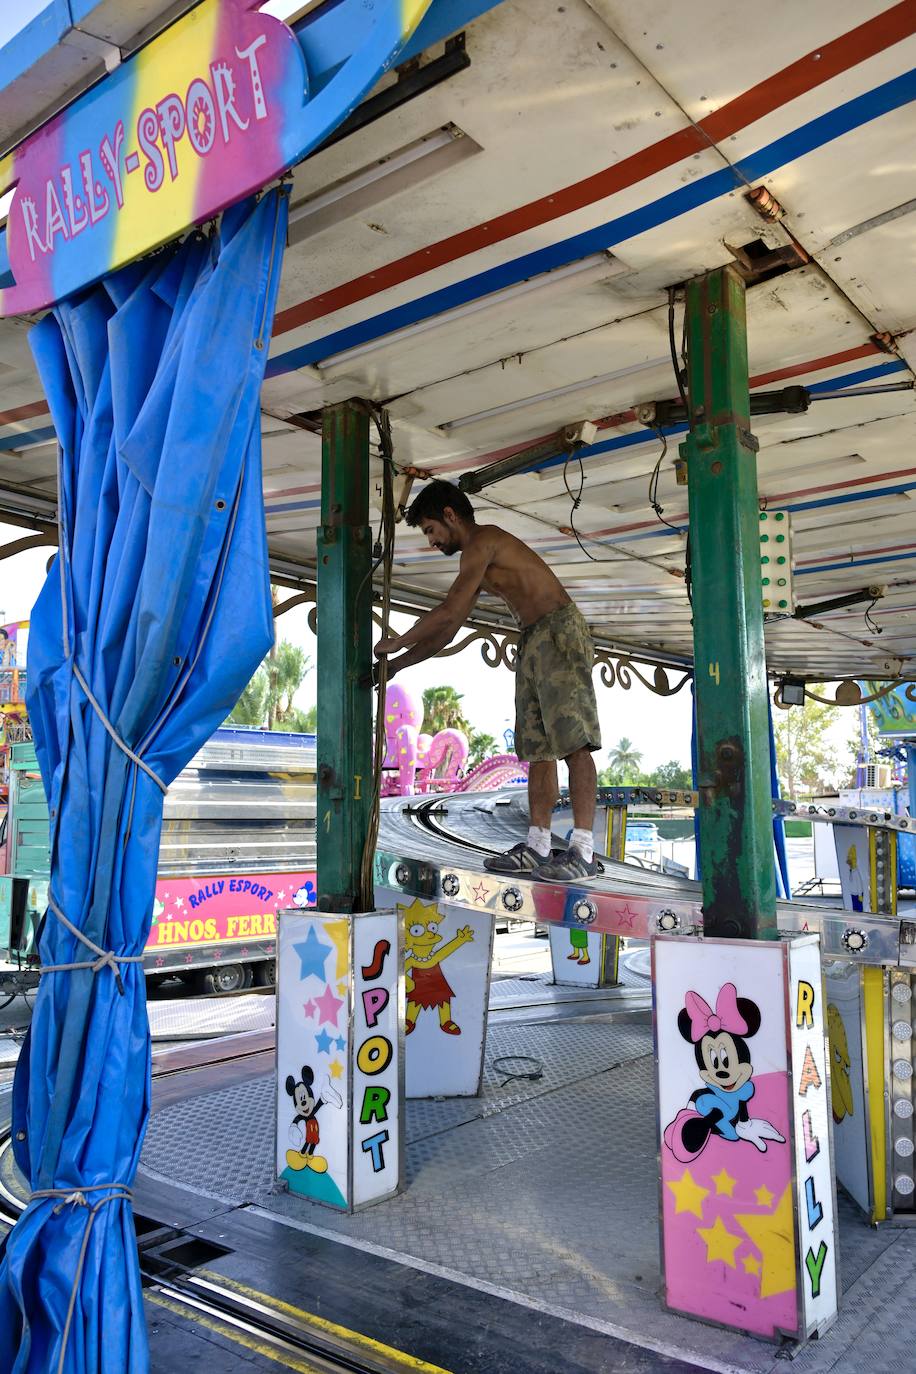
[0,0,432,315]
[653,934,837,1342]
[147,870,315,950]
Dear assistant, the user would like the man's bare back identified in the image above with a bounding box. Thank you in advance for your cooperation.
[466,524,570,628]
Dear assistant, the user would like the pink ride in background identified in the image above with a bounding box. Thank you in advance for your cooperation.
[380,683,527,796]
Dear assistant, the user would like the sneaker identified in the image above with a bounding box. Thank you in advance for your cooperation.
[535,847,599,882]
[483,842,551,874]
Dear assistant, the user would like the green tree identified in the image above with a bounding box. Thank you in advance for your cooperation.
[774,699,841,797]
[227,637,312,731]
[468,730,497,769]
[421,685,470,736]
[227,667,269,727]
[606,736,643,781]
[650,760,693,789]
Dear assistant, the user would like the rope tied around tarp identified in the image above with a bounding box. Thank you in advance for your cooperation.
[40,897,144,996]
[72,662,167,795]
[29,1184,134,1374]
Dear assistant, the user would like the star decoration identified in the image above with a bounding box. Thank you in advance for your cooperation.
[277,891,286,902]
[471,881,490,903]
[155,957,164,968]
[303,999,317,1018]
[184,953,193,963]
[315,1028,334,1055]
[666,1168,709,1219]
[743,1255,762,1276]
[293,926,332,982]
[614,903,639,930]
[754,1185,774,1208]
[325,919,350,980]
[337,980,348,997]
[315,983,344,1028]
[335,1037,346,1052]
[735,1187,796,1299]
[711,1168,736,1197]
[328,1058,344,1080]
[697,1216,742,1269]
[175,897,184,909]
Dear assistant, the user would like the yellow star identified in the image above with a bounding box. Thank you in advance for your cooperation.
[735,1186,796,1299]
[337,980,348,997]
[328,1058,343,1080]
[696,1215,742,1268]
[711,1168,736,1197]
[325,919,350,982]
[666,1168,709,1219]
[754,1185,774,1208]
[743,1255,762,1276]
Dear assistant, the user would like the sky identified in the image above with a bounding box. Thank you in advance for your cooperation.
[0,518,695,770]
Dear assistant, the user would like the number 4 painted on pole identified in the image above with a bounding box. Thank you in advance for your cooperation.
[709,662,720,685]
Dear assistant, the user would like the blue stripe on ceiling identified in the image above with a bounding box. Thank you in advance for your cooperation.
[0,424,55,451]
[785,476,916,514]
[266,67,916,377]
[806,359,908,392]
[797,549,916,574]
[264,498,322,516]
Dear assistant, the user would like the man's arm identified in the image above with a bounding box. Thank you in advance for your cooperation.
[375,541,492,676]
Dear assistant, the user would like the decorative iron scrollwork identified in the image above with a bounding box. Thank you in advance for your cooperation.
[774,678,916,709]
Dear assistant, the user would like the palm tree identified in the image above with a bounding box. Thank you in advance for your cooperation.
[421,686,469,736]
[607,736,643,780]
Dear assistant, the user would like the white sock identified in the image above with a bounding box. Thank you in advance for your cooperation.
[571,828,594,863]
[527,826,552,857]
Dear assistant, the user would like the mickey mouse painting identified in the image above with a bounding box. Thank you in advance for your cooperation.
[285,1064,342,1174]
[663,983,786,1163]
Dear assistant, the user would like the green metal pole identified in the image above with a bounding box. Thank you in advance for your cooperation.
[681,267,777,939]
[316,400,373,913]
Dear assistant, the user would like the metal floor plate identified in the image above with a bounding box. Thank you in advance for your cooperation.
[140,1016,916,1374]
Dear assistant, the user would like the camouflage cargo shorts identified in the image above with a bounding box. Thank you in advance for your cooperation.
[514,603,601,763]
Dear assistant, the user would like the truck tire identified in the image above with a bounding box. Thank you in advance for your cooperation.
[253,959,276,988]
[197,963,253,995]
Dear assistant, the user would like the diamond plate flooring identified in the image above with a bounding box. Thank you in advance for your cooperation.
[140,1015,916,1374]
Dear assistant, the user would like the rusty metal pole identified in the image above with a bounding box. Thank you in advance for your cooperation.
[681,267,777,938]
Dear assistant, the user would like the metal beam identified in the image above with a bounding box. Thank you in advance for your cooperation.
[316,401,373,913]
[682,266,777,938]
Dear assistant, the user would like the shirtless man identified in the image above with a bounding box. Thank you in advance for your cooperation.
[374,480,601,881]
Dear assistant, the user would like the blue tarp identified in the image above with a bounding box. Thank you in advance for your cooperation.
[0,187,288,1373]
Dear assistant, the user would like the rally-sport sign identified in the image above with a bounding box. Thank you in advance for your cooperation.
[0,0,432,316]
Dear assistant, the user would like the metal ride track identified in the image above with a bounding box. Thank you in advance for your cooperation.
[0,1047,418,1374]
[376,790,909,965]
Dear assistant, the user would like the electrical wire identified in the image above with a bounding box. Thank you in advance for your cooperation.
[468,477,684,579]
[359,405,396,912]
[664,286,692,604]
[668,287,688,410]
[648,429,683,537]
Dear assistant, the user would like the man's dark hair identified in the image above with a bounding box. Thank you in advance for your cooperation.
[405,480,475,528]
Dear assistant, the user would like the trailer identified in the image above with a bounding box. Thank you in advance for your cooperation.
[0,726,316,996]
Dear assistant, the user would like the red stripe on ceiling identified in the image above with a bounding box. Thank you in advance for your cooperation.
[0,399,50,426]
[272,2,916,337]
[749,342,881,388]
[763,463,916,505]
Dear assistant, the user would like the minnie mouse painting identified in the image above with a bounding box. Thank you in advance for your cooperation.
[663,982,786,1164]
